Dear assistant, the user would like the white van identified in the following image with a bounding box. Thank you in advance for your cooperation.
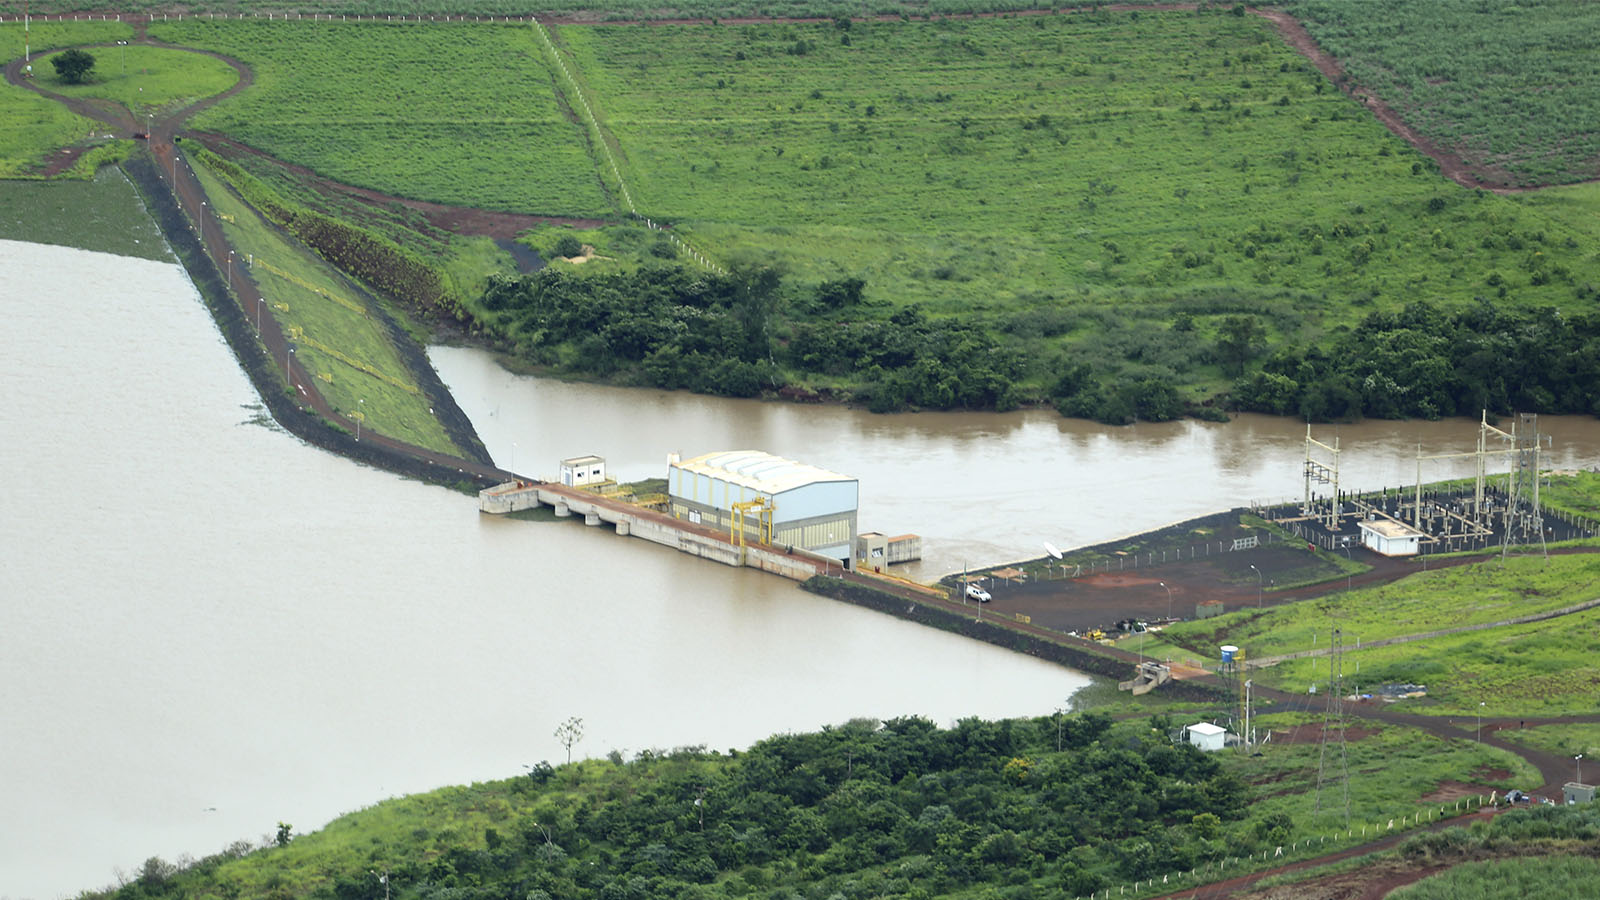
[965,584,992,603]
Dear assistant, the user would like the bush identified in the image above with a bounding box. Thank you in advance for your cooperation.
[554,234,583,259]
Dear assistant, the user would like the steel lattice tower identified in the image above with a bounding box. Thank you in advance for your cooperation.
[1501,413,1549,559]
[1314,626,1351,822]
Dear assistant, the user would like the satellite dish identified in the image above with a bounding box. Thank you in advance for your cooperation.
[1043,541,1063,560]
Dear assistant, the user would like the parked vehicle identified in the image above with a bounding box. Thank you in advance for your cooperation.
[965,584,991,603]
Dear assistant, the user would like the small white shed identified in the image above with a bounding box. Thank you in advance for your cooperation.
[559,455,607,487]
[1187,722,1227,753]
[1358,519,1425,557]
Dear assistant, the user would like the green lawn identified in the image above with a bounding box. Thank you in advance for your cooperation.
[146,19,611,217]
[190,156,462,456]
[37,44,238,118]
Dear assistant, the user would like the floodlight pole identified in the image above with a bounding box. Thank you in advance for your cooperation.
[1159,581,1172,621]
[1249,564,1262,607]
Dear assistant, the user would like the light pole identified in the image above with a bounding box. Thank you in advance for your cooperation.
[1249,564,1263,607]
[284,344,295,384]
[1159,580,1172,621]
[1342,547,1352,590]
[1477,702,1485,743]
[256,295,263,332]
[355,398,365,441]
[1579,754,1586,785]
[227,249,233,289]
[117,40,127,75]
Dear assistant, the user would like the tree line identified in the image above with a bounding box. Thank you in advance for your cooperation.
[475,265,1023,412]
[100,712,1259,900]
[1232,301,1600,421]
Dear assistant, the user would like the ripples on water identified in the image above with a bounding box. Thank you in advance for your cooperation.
[0,240,1087,899]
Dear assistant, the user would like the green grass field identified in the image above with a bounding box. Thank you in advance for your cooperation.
[0,21,131,176]
[1288,0,1600,187]
[1502,723,1600,763]
[190,156,463,456]
[1165,553,1600,716]
[146,19,612,217]
[1389,856,1600,900]
[1224,714,1536,833]
[36,44,238,118]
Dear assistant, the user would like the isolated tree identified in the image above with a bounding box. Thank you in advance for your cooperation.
[553,234,582,259]
[52,49,96,84]
[1215,314,1265,376]
[554,716,584,764]
[274,822,293,847]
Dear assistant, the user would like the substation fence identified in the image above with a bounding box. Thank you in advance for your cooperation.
[1069,793,1498,900]
[1045,531,1285,578]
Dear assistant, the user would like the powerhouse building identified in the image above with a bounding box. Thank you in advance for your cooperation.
[667,450,858,568]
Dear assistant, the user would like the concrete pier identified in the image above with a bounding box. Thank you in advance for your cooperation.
[479,480,824,581]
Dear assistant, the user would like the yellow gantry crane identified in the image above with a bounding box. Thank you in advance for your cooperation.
[730,497,774,564]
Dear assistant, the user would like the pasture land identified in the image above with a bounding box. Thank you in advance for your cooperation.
[1165,553,1600,716]
[1288,0,1600,187]
[190,156,462,456]
[36,44,237,116]
[554,10,1600,394]
[146,19,612,217]
[0,21,131,176]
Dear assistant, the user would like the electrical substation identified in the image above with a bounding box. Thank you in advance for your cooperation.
[1255,412,1595,558]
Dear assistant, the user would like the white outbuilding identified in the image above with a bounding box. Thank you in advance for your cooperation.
[1186,722,1228,753]
[1358,518,1426,557]
[667,450,859,568]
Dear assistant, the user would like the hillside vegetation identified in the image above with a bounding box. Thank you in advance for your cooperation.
[87,708,1537,900]
[115,8,1600,419]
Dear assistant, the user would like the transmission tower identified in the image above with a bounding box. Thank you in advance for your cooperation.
[1314,625,1350,822]
[1304,426,1341,530]
[1500,412,1549,560]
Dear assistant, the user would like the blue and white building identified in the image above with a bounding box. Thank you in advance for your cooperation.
[667,450,859,568]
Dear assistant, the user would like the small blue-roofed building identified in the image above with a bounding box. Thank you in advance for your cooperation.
[667,450,858,569]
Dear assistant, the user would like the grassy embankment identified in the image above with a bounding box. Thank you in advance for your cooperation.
[188,151,464,455]
[0,20,132,176]
[1286,0,1600,187]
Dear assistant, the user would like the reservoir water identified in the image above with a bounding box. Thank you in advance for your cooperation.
[10,238,1600,900]
[429,348,1600,581]
[0,241,1085,900]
